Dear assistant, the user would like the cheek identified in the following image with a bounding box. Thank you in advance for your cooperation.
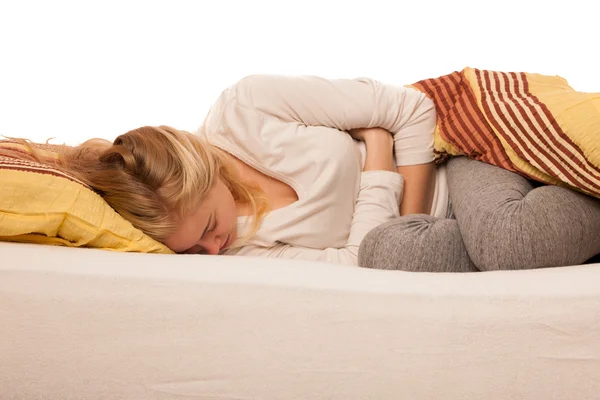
[226,188,237,220]
[217,179,238,232]
[226,198,237,229]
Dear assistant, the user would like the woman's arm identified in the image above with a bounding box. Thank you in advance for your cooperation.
[350,128,396,173]
[204,75,435,166]
[397,163,435,215]
[352,127,435,215]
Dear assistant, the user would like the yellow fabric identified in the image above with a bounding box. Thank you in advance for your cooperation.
[0,147,172,254]
[527,73,600,166]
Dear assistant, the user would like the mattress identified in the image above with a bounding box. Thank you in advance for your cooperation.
[2,241,600,400]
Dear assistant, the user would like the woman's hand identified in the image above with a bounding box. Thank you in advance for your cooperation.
[348,127,389,143]
[350,128,435,216]
[351,128,396,173]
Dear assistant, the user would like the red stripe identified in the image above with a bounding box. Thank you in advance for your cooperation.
[481,71,555,171]
[418,75,480,159]
[518,73,600,178]
[508,72,600,191]
[449,72,513,169]
[421,76,478,155]
[438,74,481,154]
[492,71,600,192]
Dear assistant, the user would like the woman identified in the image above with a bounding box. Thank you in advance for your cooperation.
[50,74,600,270]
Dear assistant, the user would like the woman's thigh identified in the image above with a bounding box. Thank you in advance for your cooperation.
[446,157,600,271]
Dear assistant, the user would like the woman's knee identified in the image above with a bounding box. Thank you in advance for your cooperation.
[358,214,477,273]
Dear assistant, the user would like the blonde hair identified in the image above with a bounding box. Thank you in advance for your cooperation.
[22,126,268,247]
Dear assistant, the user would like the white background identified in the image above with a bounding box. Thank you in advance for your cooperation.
[1,0,598,144]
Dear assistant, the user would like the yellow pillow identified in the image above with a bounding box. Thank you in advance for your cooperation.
[0,140,172,253]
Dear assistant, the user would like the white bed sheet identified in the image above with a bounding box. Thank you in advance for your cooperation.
[1,241,600,400]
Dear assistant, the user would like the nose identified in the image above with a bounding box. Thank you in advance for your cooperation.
[200,234,224,255]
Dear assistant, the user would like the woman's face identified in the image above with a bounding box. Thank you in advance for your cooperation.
[164,177,238,255]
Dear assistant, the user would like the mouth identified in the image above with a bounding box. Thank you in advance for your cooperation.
[220,234,230,251]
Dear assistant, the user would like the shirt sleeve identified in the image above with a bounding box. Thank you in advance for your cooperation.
[202,74,436,167]
[228,170,403,266]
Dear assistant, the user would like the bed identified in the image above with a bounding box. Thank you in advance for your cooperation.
[2,241,600,400]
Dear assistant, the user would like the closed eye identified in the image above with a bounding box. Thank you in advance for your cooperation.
[206,219,217,235]
[201,214,216,240]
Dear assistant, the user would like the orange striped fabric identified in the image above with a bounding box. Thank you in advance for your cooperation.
[410,68,600,198]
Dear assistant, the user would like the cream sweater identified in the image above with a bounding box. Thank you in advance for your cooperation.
[199,75,448,265]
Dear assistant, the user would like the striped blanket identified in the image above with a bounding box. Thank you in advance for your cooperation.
[410,67,600,199]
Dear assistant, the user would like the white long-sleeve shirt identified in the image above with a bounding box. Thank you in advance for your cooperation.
[199,74,448,265]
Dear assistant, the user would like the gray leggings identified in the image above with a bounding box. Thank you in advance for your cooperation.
[358,157,600,272]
